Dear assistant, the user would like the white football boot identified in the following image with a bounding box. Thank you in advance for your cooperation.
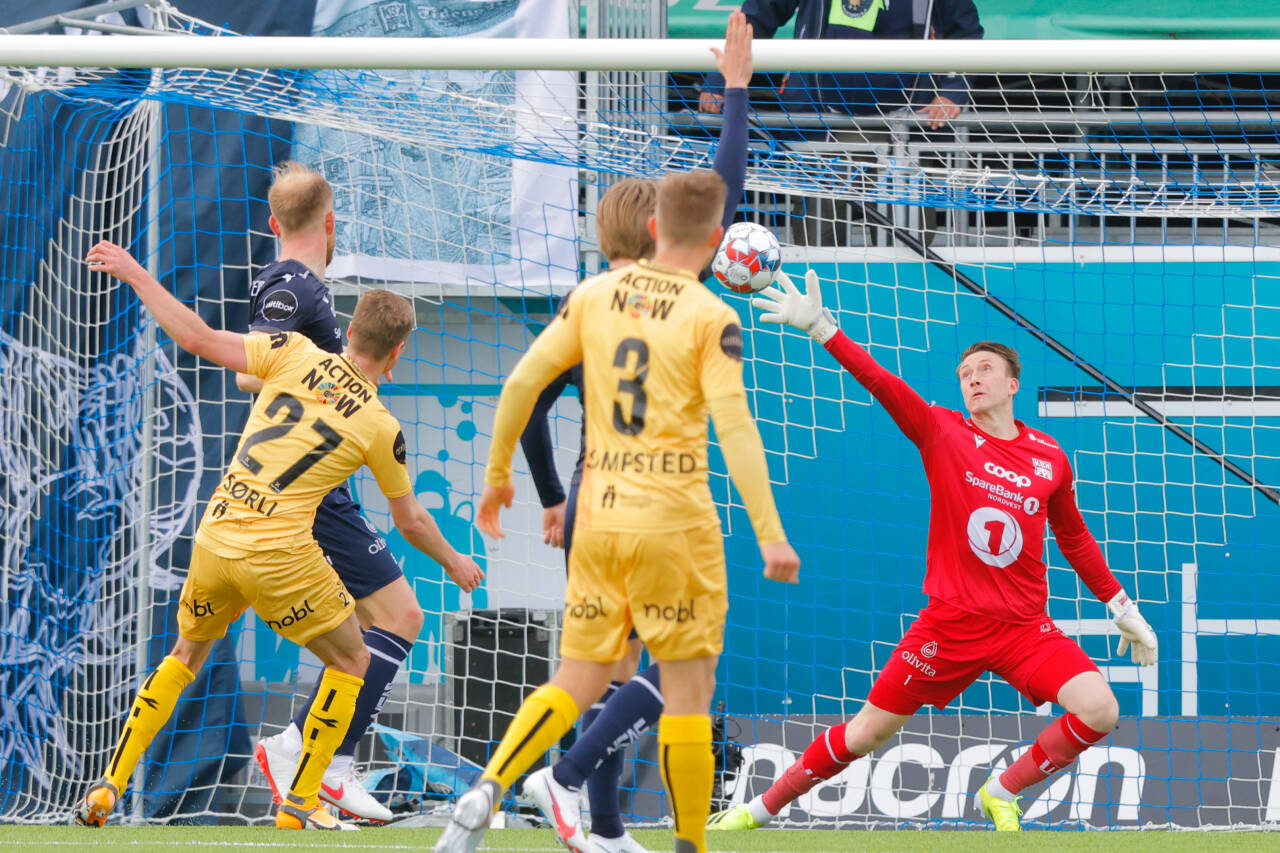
[255,728,392,823]
[320,756,393,823]
[254,730,299,806]
[591,831,652,853]
[434,781,498,853]
[522,767,592,853]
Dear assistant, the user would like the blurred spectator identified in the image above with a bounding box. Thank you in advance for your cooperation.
[701,0,984,129]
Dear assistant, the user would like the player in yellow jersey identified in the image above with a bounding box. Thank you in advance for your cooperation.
[75,241,483,830]
[435,170,800,853]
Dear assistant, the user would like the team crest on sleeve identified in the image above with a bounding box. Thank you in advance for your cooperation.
[393,430,407,464]
[269,332,289,349]
[1033,457,1054,480]
[720,323,743,362]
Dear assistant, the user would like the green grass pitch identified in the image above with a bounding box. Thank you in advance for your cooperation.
[0,826,1273,852]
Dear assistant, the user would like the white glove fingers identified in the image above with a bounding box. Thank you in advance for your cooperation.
[777,269,802,298]
[803,269,821,300]
[755,285,785,303]
[758,312,785,324]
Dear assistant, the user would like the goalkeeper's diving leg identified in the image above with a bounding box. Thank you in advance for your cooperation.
[976,671,1118,831]
[708,700,907,831]
[978,594,1155,831]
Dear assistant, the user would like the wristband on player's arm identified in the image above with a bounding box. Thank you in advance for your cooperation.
[807,307,838,345]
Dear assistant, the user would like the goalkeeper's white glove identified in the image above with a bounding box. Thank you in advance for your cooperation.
[752,269,839,345]
[1107,590,1158,666]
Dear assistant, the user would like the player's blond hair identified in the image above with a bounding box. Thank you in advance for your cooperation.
[959,340,1022,380]
[267,161,333,235]
[597,178,658,262]
[655,170,726,248]
[349,290,415,360]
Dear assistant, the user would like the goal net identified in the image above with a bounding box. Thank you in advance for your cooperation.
[1,0,1278,829]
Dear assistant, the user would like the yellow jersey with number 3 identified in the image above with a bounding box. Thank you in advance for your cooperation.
[194,331,411,557]
[488,259,782,539]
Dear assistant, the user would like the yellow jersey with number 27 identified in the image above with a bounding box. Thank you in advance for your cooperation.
[195,331,411,558]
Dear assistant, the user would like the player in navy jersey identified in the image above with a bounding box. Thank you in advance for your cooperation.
[707,270,1159,832]
[516,14,754,853]
[241,162,476,823]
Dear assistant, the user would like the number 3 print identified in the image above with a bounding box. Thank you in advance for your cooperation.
[965,506,1024,568]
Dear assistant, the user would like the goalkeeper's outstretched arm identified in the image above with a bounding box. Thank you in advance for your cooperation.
[86,240,248,373]
[753,270,937,447]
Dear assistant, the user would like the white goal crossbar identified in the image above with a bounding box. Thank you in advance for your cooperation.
[4,35,1280,72]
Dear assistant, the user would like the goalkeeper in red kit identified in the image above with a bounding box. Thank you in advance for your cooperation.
[708,271,1159,832]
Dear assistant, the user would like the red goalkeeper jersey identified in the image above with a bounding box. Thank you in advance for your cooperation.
[825,331,1122,622]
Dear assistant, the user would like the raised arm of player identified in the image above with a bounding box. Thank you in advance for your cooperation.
[479,294,585,539]
[753,269,937,447]
[711,9,751,228]
[86,240,247,373]
[701,9,760,113]
[1047,463,1158,665]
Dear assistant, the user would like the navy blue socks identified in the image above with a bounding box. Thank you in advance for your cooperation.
[551,665,664,838]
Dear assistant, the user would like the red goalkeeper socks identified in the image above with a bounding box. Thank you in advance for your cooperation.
[761,722,861,815]
[999,713,1108,795]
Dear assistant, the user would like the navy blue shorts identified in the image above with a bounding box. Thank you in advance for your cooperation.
[313,485,403,600]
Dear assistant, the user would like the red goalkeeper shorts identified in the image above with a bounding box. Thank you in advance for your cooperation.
[866,599,1099,715]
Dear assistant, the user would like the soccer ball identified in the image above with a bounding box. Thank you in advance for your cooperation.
[711,222,782,294]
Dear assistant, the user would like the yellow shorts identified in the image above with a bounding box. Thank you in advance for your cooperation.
[177,542,355,646]
[562,525,727,663]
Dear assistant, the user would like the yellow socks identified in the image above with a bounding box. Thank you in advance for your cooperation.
[105,655,195,793]
[286,668,363,808]
[482,684,579,793]
[658,714,714,853]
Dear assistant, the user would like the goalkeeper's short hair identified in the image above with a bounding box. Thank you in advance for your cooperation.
[959,340,1022,380]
